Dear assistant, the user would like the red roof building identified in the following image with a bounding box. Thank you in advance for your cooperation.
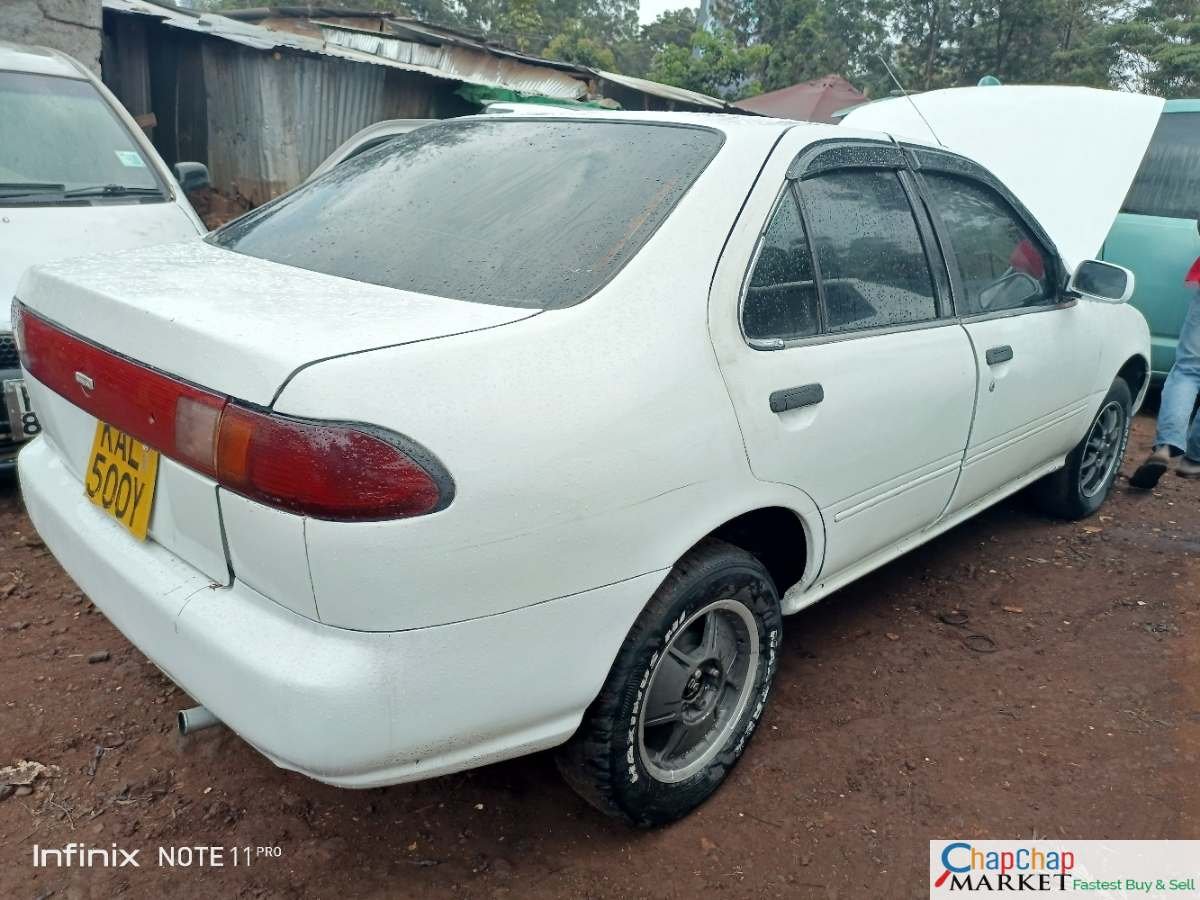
[735,74,868,123]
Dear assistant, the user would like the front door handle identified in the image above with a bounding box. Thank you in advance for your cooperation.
[769,383,824,413]
[985,345,1014,365]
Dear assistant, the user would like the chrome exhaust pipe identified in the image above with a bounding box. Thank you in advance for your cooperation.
[177,706,220,735]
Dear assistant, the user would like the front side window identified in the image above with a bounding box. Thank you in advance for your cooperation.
[1121,111,1200,220]
[799,170,938,332]
[743,189,820,341]
[923,173,1053,315]
[211,119,723,309]
[0,71,163,204]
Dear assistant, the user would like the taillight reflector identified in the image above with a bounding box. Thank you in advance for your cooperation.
[14,303,451,520]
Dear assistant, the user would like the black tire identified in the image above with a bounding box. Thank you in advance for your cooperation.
[557,538,782,827]
[1031,377,1132,520]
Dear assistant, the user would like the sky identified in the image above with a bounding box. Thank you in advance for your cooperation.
[639,0,689,24]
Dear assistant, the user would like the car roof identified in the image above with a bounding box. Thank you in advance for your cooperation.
[0,40,88,79]
[455,107,917,146]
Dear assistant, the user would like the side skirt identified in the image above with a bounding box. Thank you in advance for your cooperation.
[780,456,1065,616]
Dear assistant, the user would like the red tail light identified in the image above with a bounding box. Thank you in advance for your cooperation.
[14,303,451,521]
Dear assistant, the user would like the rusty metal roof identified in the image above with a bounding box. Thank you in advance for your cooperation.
[103,0,731,110]
[591,70,732,111]
[318,21,588,101]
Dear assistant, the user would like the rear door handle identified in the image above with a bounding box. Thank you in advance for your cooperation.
[985,345,1014,365]
[769,383,824,413]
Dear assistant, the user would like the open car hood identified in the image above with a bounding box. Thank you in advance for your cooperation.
[842,86,1165,269]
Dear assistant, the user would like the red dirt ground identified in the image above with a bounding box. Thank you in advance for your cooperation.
[1,413,1197,899]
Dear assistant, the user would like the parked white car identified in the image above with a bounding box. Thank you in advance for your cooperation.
[14,90,1159,826]
[305,118,436,181]
[0,40,208,468]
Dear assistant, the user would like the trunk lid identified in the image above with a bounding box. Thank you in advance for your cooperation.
[17,240,537,591]
[841,86,1165,269]
[15,240,539,405]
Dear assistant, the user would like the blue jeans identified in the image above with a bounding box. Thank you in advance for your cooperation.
[1156,295,1200,460]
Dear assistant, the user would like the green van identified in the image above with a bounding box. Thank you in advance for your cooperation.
[1101,99,1200,383]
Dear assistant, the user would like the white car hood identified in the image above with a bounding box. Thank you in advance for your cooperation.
[15,240,539,405]
[0,201,202,330]
[842,86,1165,269]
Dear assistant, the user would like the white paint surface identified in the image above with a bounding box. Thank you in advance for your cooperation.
[841,86,1165,268]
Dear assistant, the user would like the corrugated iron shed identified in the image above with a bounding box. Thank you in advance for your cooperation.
[318,22,588,101]
[591,69,730,112]
[103,0,474,203]
[100,0,738,202]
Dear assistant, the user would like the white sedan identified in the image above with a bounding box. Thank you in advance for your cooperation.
[14,88,1159,826]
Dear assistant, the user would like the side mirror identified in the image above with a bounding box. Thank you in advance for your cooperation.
[172,161,211,193]
[1068,259,1134,303]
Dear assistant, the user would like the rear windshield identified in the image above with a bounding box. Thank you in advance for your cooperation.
[209,119,724,309]
[1121,111,1200,220]
[0,71,162,202]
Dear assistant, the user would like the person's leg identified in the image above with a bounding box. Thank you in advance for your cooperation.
[1155,362,1199,452]
[1133,297,1200,488]
[1179,379,1200,476]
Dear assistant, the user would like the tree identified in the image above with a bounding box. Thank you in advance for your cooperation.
[649,29,770,98]
[725,0,891,93]
[1105,0,1200,96]
[496,0,545,50]
[612,8,698,78]
[642,7,700,50]
[545,19,619,68]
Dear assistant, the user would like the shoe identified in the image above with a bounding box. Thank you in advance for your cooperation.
[1178,456,1200,479]
[1130,445,1173,489]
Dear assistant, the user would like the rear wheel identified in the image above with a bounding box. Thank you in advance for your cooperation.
[557,539,781,827]
[1031,378,1132,519]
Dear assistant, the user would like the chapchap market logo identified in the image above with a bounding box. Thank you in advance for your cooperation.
[934,842,1075,891]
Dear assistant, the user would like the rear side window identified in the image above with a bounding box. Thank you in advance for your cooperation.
[922,173,1052,315]
[1121,112,1200,220]
[743,190,820,341]
[210,120,723,309]
[799,170,937,332]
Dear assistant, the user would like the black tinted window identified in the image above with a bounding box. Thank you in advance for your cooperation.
[1122,112,1200,220]
[209,120,723,309]
[800,170,937,332]
[923,173,1052,314]
[743,190,820,341]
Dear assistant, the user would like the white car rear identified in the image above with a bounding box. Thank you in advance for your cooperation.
[15,97,1156,825]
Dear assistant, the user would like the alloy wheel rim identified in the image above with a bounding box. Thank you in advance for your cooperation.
[638,598,759,783]
[1079,400,1126,499]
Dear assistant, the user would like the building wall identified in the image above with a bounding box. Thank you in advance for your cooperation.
[102,10,475,205]
[0,0,102,74]
[199,41,472,204]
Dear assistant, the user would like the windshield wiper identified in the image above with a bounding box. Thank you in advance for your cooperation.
[0,183,164,203]
[62,184,164,199]
[0,182,66,199]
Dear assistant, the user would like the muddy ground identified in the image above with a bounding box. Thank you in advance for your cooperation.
[1,413,1197,899]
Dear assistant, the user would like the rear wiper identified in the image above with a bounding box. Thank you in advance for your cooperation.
[0,182,66,199]
[62,184,164,198]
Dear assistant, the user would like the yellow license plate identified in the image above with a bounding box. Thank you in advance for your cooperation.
[85,421,160,540]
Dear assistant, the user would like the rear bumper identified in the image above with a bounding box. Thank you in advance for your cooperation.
[20,436,659,787]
